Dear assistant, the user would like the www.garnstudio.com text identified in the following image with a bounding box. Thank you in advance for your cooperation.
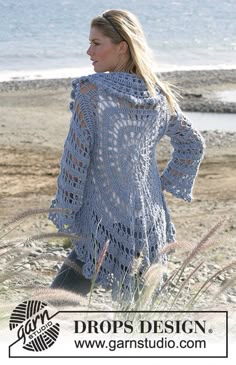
[74,337,206,351]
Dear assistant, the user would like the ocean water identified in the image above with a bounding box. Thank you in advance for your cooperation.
[186,112,236,131]
[0,0,236,81]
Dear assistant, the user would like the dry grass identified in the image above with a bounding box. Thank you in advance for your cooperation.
[0,208,235,319]
[126,216,236,312]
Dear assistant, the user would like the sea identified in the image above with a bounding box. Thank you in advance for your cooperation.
[0,0,236,81]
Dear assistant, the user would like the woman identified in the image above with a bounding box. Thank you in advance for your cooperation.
[49,9,205,301]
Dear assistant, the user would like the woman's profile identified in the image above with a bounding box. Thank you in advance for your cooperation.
[48,9,205,301]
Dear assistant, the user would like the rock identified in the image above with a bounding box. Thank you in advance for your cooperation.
[53,251,67,257]
[97,293,105,298]
[45,252,56,258]
[55,247,65,251]
[1,286,9,291]
[33,280,43,285]
[29,251,43,257]
[227,295,236,304]
[207,264,221,271]
[31,261,41,269]
[35,248,44,253]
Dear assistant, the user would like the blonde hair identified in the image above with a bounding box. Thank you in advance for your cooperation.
[91,9,177,112]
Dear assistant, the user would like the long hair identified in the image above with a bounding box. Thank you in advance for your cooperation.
[91,9,178,112]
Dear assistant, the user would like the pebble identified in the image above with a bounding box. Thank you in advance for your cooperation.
[217,274,225,281]
[31,261,41,269]
[227,295,236,304]
[207,264,221,271]
[52,247,65,252]
[35,248,44,253]
[1,286,9,291]
[44,252,56,258]
[29,251,43,257]
[53,250,67,256]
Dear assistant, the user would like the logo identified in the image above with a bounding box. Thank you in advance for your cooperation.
[9,300,60,352]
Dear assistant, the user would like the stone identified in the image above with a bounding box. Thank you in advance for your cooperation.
[227,295,236,304]
[1,286,9,291]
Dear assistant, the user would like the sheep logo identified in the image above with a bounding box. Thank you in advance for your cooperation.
[9,300,60,352]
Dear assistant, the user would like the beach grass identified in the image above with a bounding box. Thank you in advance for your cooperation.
[0,208,235,317]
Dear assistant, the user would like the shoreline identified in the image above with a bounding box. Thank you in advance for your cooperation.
[0,67,235,158]
[161,69,236,113]
[0,66,235,220]
[0,66,235,312]
[0,68,236,113]
[1,64,236,82]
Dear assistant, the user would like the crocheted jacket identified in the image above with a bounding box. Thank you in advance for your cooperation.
[49,72,205,300]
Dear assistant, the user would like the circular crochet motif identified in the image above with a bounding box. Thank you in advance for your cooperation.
[49,72,205,301]
[9,300,60,352]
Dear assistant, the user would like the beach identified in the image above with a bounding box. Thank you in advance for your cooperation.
[0,69,236,312]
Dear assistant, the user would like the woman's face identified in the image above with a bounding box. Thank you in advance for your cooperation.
[87,27,121,72]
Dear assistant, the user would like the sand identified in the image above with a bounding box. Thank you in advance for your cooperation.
[0,69,236,313]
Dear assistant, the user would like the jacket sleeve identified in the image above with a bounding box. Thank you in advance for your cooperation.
[48,78,96,232]
[160,107,205,202]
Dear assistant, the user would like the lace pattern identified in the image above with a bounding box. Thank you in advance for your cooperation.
[49,72,205,301]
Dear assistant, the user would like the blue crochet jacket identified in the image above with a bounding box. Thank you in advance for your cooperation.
[49,72,205,300]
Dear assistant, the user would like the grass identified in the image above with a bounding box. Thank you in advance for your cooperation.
[124,216,236,312]
[0,208,235,321]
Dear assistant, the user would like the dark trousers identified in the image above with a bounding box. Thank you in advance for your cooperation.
[50,249,91,295]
